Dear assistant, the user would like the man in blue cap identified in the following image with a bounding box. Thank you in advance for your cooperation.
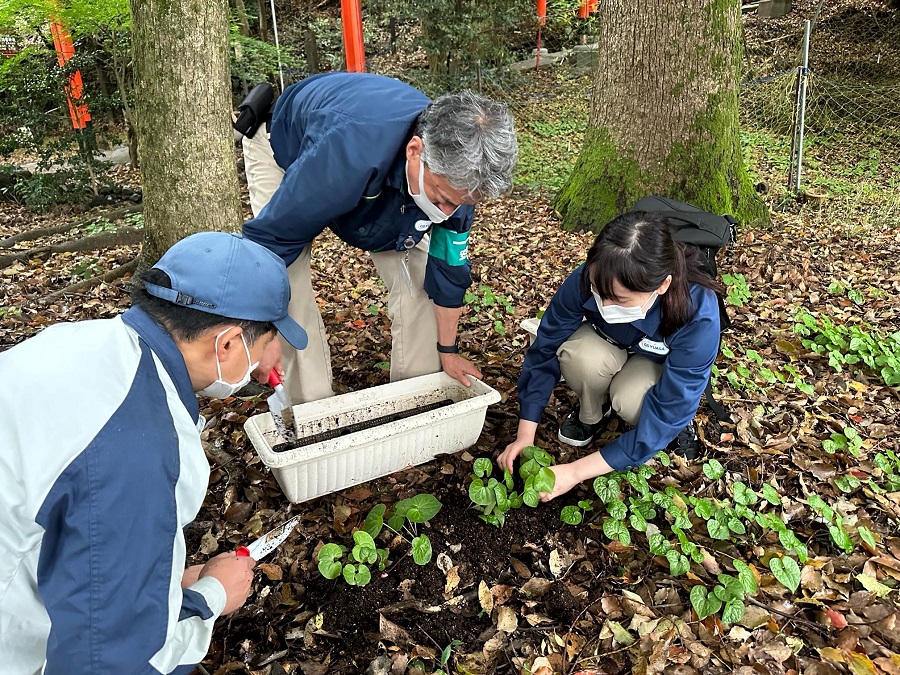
[0,232,308,674]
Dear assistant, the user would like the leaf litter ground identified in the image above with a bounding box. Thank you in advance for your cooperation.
[3,176,900,674]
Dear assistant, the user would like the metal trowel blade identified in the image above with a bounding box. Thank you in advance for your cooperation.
[267,390,296,441]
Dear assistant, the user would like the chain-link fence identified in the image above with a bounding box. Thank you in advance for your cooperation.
[741,0,899,218]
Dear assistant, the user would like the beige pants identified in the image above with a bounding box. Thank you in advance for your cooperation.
[557,324,664,425]
[242,128,440,404]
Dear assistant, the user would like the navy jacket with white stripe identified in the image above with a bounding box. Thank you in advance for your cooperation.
[0,307,224,674]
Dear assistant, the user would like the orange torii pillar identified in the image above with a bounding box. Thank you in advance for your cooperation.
[341,0,366,73]
[49,21,91,131]
[577,0,598,19]
[536,0,547,70]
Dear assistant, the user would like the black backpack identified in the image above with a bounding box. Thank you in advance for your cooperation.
[233,82,275,139]
[628,195,738,423]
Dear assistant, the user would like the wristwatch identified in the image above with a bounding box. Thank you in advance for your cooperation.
[436,340,460,354]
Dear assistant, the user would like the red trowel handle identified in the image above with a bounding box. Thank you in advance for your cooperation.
[267,370,283,388]
[236,546,251,557]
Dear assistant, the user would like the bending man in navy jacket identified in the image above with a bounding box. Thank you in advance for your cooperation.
[242,72,518,404]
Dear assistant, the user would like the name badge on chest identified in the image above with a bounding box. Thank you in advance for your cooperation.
[638,336,670,356]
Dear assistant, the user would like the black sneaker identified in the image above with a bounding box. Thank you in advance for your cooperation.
[558,403,612,447]
[669,424,702,460]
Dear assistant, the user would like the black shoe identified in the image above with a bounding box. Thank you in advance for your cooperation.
[558,403,611,447]
[669,424,702,460]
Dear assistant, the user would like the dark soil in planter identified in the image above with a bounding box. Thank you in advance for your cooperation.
[272,398,456,452]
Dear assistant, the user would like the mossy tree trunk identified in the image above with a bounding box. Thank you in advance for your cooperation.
[131,0,242,265]
[555,0,768,232]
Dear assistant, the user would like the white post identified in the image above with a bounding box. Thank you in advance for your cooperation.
[794,19,811,193]
[270,0,285,92]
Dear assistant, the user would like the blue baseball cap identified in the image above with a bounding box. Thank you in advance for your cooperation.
[145,232,307,350]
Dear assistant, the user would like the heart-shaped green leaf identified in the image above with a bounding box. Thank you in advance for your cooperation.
[405,494,443,523]
[703,459,725,480]
[411,534,433,565]
[769,556,801,592]
[561,505,583,525]
[362,504,385,539]
[473,457,493,478]
[690,585,723,619]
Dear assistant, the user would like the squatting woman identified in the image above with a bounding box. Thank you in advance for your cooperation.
[498,211,722,500]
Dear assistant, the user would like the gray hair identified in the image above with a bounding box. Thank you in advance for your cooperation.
[416,90,518,200]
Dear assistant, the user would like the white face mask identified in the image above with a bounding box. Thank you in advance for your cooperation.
[592,289,658,325]
[197,328,259,399]
[406,156,458,223]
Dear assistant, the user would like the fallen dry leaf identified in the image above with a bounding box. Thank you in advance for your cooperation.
[531,656,553,675]
[478,580,494,614]
[379,614,412,647]
[491,583,514,605]
[822,607,848,629]
[521,577,552,598]
[257,562,282,581]
[200,529,219,555]
[549,548,568,577]
[444,566,460,596]
[496,605,518,633]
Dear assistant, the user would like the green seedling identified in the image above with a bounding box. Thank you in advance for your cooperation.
[316,495,442,586]
[464,284,516,335]
[560,499,594,525]
[722,273,751,307]
[467,447,555,527]
[794,309,900,387]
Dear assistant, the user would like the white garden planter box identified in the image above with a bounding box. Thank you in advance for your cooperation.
[520,317,541,345]
[520,317,564,382]
[244,373,501,503]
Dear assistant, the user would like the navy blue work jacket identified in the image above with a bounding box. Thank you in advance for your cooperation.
[242,72,475,308]
[518,265,721,471]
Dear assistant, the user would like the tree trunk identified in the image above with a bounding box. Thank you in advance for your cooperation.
[231,0,251,36]
[111,50,136,164]
[303,23,320,74]
[91,58,120,127]
[131,0,242,266]
[555,0,768,232]
[257,0,269,42]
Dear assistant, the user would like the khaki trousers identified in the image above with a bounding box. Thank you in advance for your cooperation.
[242,127,440,404]
[557,324,664,425]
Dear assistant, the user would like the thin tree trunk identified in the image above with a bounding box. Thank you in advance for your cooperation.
[303,23,320,73]
[231,0,251,36]
[257,0,269,42]
[110,50,138,167]
[555,0,767,231]
[232,0,252,94]
[130,0,242,265]
[92,57,120,126]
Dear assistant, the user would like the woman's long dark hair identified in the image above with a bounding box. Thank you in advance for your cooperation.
[581,211,723,336]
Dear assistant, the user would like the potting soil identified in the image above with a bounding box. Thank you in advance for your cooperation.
[272,398,455,452]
